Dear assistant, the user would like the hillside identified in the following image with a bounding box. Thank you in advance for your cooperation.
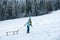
[0,10,60,40]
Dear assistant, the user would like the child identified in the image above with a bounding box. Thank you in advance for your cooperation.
[24,17,32,33]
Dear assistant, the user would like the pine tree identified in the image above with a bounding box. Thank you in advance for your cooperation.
[33,0,39,16]
[25,0,32,17]
[46,1,53,12]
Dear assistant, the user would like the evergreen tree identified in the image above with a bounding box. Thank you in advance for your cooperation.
[25,0,32,17]
[33,0,39,16]
[46,1,53,12]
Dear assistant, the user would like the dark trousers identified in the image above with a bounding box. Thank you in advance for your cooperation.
[27,26,30,33]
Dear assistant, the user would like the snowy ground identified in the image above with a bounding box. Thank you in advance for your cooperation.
[0,10,60,40]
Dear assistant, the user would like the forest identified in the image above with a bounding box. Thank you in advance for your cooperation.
[0,0,60,21]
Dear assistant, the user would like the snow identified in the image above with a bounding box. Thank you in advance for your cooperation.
[0,10,60,40]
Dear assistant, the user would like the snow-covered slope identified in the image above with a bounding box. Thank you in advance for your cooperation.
[0,10,60,40]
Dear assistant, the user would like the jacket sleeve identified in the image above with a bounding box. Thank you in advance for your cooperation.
[24,21,28,26]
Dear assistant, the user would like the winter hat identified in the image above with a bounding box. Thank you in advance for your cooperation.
[29,17,31,20]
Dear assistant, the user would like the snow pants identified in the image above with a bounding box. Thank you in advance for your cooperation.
[27,26,30,33]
